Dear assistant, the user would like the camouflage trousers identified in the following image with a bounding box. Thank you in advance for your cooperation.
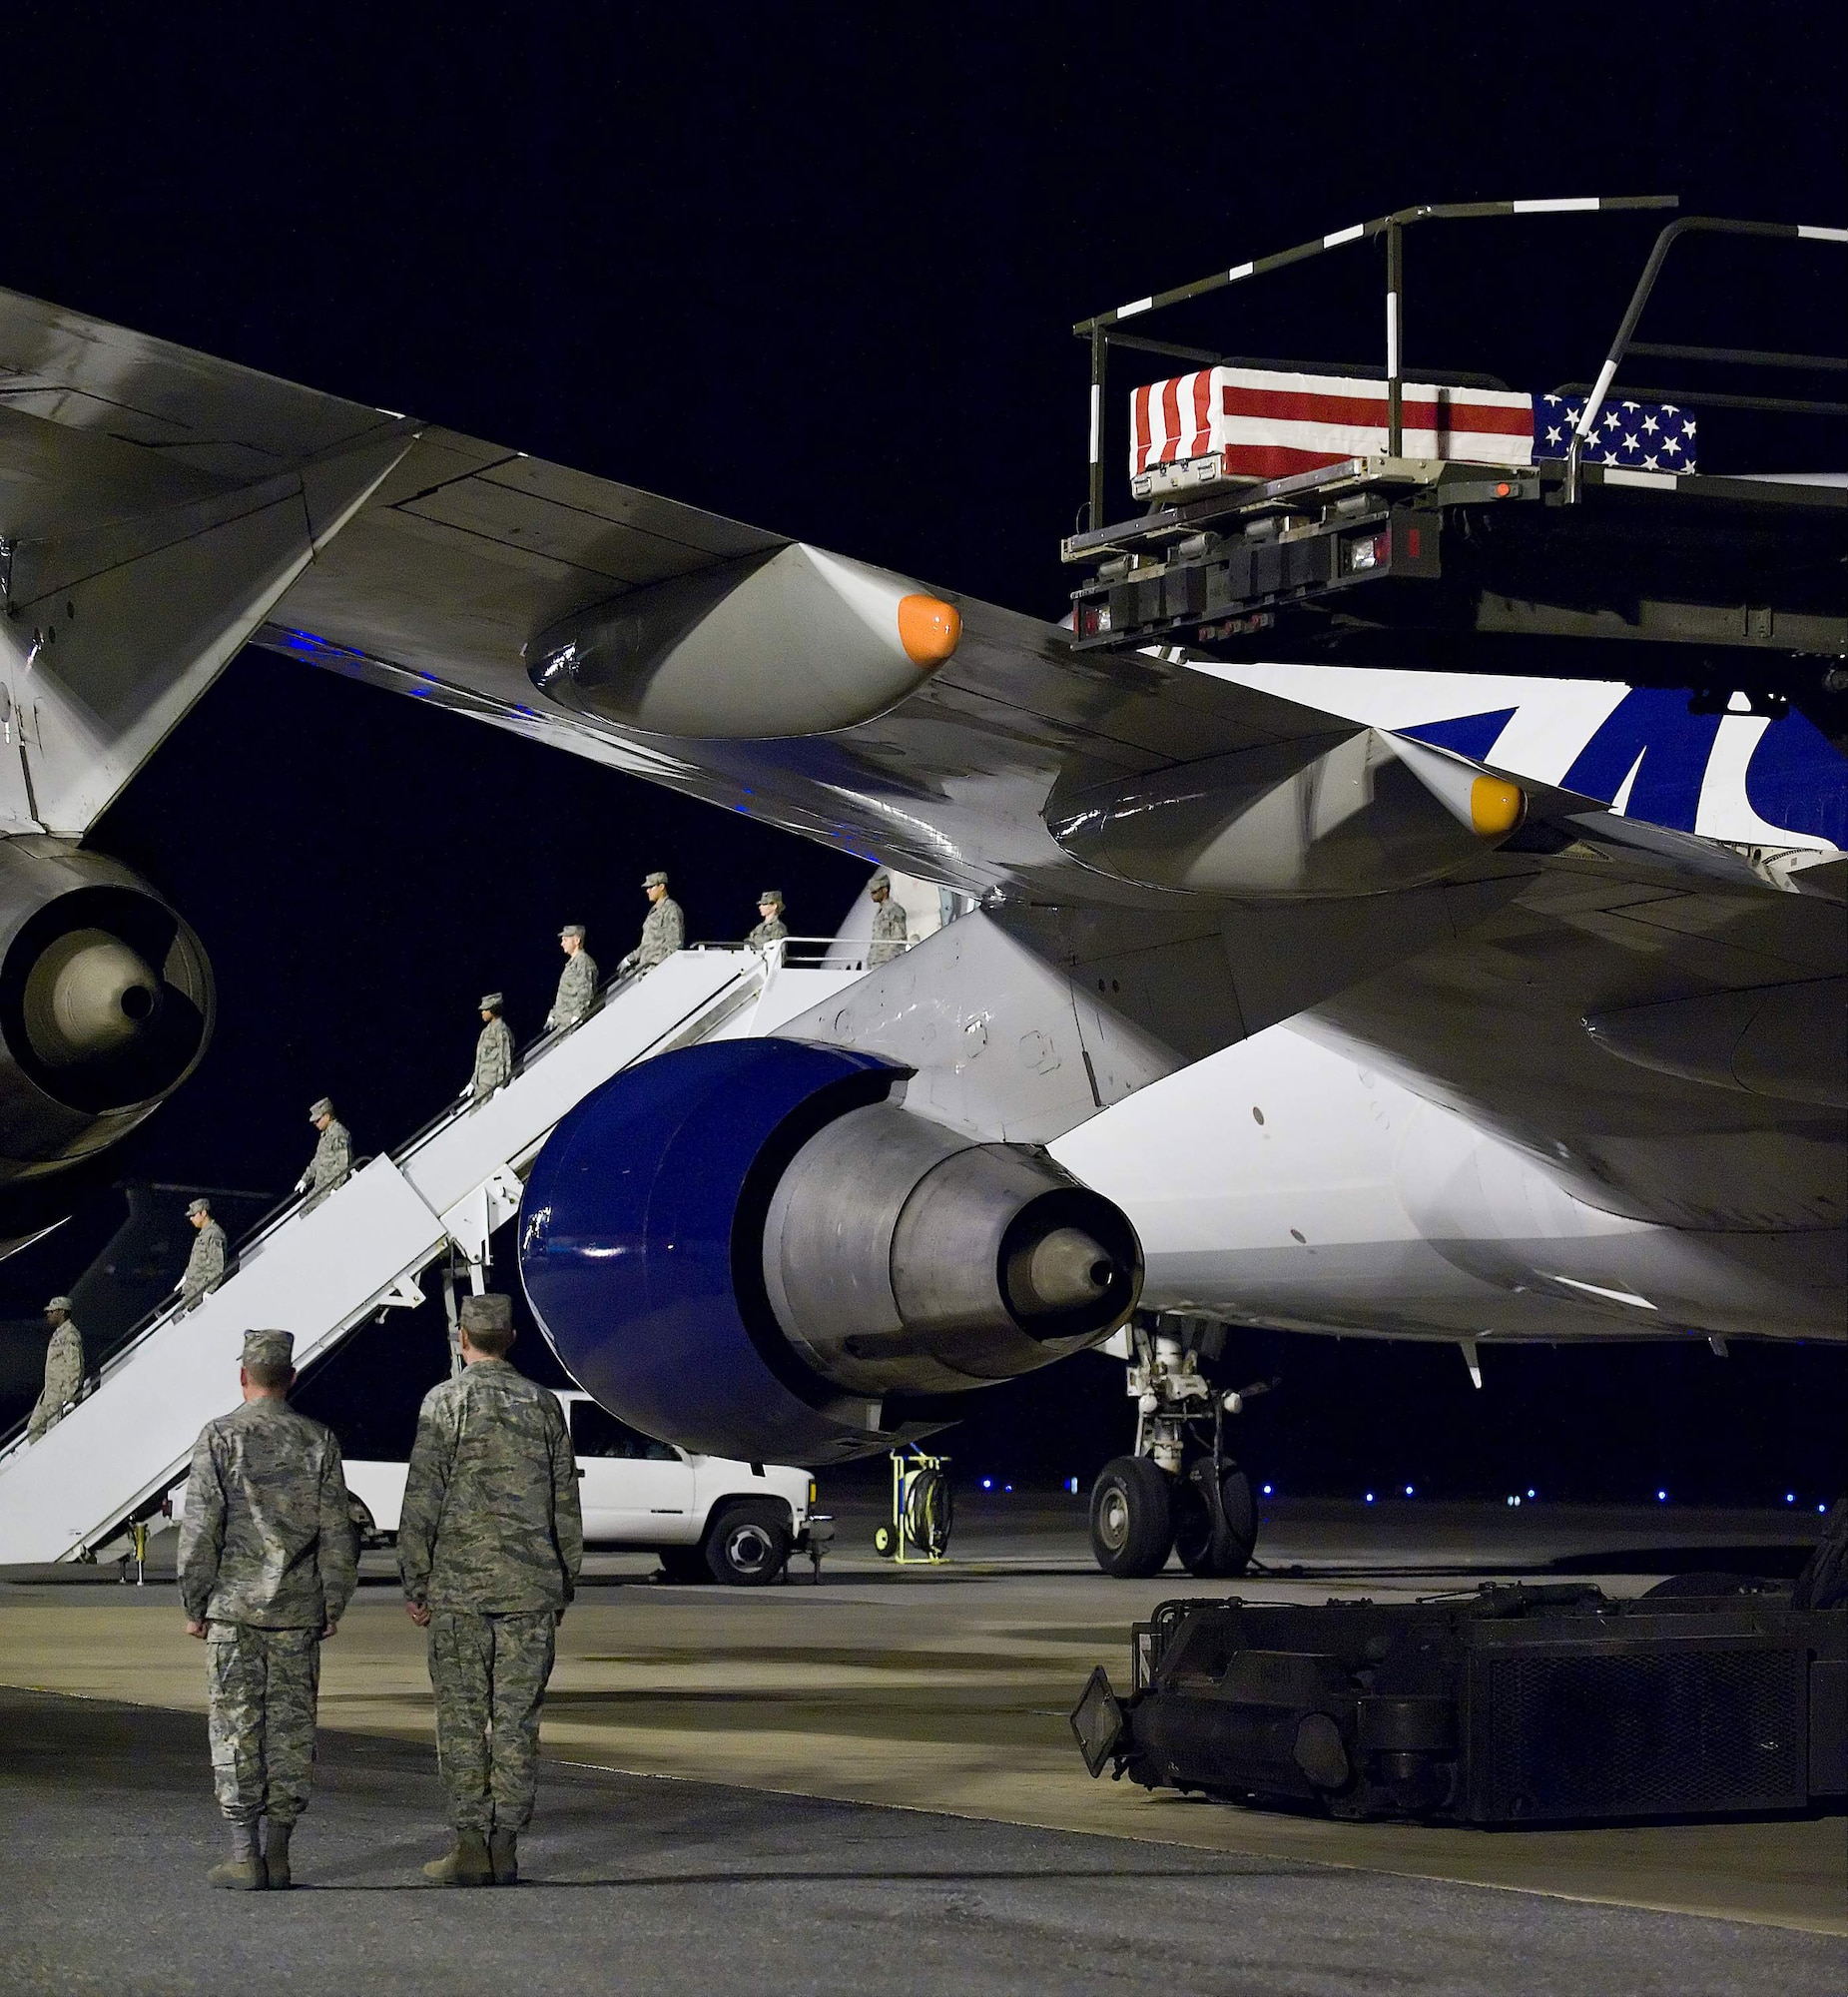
[24,1391,64,1442]
[428,1609,557,1832]
[206,1624,321,1825]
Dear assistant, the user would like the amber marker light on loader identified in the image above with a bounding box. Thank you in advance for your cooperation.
[1469,775,1526,839]
[897,594,962,667]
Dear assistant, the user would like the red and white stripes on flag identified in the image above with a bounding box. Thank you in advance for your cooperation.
[1130,366,1535,488]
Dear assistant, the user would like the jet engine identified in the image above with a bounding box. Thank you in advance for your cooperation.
[518,1039,1142,1462]
[0,838,215,1180]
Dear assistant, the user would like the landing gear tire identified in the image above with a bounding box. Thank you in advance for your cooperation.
[1174,1462,1256,1578]
[704,1502,791,1586]
[1089,1456,1175,1578]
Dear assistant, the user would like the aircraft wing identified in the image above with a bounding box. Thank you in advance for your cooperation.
[2,280,1397,885]
[2,284,1841,1187]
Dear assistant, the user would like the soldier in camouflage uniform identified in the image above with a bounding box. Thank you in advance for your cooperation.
[618,871,685,975]
[399,1292,582,1887]
[178,1329,357,1891]
[296,1098,352,1208]
[466,994,514,1103]
[868,871,909,966]
[26,1296,84,1442]
[176,1198,229,1312]
[746,889,788,949]
[544,925,599,1032]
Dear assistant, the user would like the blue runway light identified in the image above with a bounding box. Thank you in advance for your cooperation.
[1656,1490,1668,1502]
[1365,1492,1375,1504]
[1262,1484,1274,1496]
[1004,1484,1013,1494]
[1404,1485,1415,1497]
[980,1478,992,1491]
[1527,1489,1536,1499]
[1787,1493,1797,1505]
[1065,1477,1079,1495]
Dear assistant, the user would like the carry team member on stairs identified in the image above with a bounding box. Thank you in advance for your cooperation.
[465,994,514,1104]
[746,888,789,947]
[296,1098,352,1209]
[544,924,598,1031]
[868,870,908,965]
[25,1296,84,1442]
[618,870,684,975]
[177,1330,357,1891]
[175,1198,229,1312]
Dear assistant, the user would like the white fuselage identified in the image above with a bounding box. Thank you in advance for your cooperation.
[1039,657,1844,1350]
[1052,1021,1839,1347]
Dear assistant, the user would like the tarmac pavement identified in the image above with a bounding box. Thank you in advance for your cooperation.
[2,1494,1842,1992]
[4,1686,1844,1997]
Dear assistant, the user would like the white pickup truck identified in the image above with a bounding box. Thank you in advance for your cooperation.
[176,1391,829,1586]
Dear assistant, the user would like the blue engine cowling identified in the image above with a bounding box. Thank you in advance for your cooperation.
[519,1038,1141,1463]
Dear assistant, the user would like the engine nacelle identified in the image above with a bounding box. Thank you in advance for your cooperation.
[518,1039,1142,1462]
[0,838,214,1180]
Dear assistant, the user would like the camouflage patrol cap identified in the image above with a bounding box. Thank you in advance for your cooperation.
[642,871,670,889]
[242,1330,294,1372]
[478,993,504,1012]
[558,923,586,940]
[757,890,784,907]
[869,871,892,893]
[186,1197,212,1217]
[308,1096,334,1120]
[45,1295,74,1314]
[458,1292,513,1335]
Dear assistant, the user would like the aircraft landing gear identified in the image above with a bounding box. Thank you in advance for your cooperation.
[1089,1456,1173,1577]
[1086,1315,1269,1580]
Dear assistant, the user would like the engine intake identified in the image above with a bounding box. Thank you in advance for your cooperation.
[519,1039,1142,1462]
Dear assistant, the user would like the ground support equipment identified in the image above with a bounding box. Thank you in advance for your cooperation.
[875,1448,953,1563]
[1072,1554,1848,1825]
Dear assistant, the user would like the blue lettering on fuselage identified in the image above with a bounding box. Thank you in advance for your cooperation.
[1744,707,1848,846]
[1407,691,1846,848]
[1397,708,1518,762]
[1560,687,1722,830]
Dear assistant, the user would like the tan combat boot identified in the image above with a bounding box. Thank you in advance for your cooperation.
[422,1829,492,1886]
[208,1821,266,1890]
[488,1828,518,1886]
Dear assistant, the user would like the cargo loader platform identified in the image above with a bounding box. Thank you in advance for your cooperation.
[1063,201,1847,721]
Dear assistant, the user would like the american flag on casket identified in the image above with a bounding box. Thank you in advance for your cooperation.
[1531,391,1697,471]
[1128,366,1696,498]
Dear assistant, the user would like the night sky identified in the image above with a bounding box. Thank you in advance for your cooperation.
[2,7,1842,1504]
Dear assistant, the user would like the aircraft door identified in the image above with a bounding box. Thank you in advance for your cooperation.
[567,1397,698,1543]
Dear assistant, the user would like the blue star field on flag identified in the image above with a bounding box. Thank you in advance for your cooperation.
[1532,391,1697,472]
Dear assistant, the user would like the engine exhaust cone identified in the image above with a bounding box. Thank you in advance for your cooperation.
[23,928,164,1067]
[1005,1225,1118,1316]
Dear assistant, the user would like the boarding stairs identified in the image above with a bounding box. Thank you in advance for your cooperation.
[0,942,868,1565]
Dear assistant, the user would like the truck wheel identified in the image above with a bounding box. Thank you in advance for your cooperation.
[1089,1457,1174,1578]
[704,1502,791,1586]
[1175,1463,1256,1578]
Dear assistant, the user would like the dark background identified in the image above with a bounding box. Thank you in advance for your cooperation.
[1,4,1842,1505]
